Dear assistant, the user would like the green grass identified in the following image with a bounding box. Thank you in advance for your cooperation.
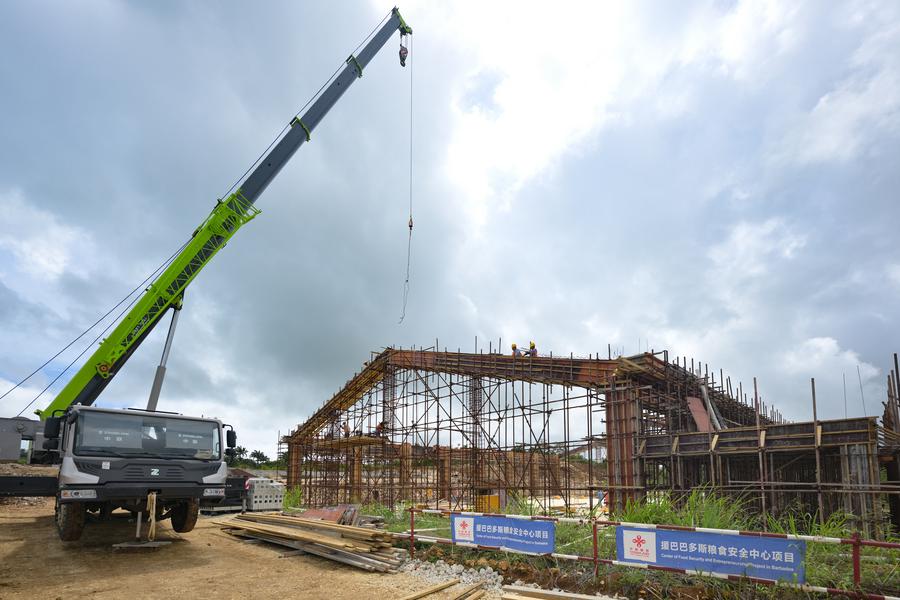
[359,501,451,536]
[617,488,757,530]
[282,486,303,509]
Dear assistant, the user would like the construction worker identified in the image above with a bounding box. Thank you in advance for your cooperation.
[342,421,351,438]
[528,341,537,357]
[512,343,521,357]
[326,409,342,439]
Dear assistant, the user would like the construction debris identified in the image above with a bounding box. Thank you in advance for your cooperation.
[217,512,405,572]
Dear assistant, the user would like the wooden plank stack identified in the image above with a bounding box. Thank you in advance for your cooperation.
[217,512,406,572]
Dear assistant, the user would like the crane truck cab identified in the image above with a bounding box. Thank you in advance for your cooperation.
[42,405,236,541]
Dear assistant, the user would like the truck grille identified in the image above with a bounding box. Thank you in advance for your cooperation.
[122,465,185,481]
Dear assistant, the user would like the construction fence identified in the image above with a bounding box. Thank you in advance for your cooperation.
[403,508,900,599]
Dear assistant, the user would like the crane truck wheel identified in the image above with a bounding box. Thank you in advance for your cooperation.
[55,499,86,542]
[170,499,199,533]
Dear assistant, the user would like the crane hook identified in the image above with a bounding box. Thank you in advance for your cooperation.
[399,44,408,67]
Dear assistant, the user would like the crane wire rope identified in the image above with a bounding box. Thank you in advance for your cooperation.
[7,239,190,416]
[398,33,414,324]
[5,10,395,414]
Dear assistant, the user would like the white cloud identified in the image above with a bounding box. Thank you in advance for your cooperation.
[781,337,876,377]
[709,218,806,277]
[888,264,900,289]
[0,190,91,280]
[436,2,631,226]
[417,0,809,228]
[775,16,900,164]
[778,337,881,417]
[0,377,49,419]
[712,1,800,80]
[457,292,477,318]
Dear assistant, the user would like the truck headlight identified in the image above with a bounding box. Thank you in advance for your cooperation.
[203,487,225,497]
[61,489,97,499]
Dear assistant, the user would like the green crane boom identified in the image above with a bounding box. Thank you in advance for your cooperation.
[36,8,413,419]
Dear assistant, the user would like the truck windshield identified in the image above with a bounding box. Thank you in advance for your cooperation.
[74,411,220,460]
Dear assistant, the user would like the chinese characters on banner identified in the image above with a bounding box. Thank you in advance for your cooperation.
[450,515,555,553]
[616,527,806,583]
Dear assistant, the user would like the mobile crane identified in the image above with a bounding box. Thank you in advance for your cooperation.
[0,8,412,541]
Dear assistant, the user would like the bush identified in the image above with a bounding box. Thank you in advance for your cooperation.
[282,486,303,509]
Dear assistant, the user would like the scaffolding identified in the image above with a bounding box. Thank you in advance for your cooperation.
[285,347,900,538]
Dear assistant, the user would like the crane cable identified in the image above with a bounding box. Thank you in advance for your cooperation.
[5,239,190,416]
[398,33,414,324]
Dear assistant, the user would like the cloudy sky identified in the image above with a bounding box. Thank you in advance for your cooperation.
[2,1,899,456]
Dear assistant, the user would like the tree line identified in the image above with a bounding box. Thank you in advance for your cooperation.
[225,446,286,469]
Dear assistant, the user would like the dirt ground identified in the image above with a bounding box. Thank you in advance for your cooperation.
[0,498,459,600]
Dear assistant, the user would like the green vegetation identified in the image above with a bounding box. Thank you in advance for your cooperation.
[373,501,451,537]
[225,445,286,469]
[283,486,303,509]
[618,488,755,529]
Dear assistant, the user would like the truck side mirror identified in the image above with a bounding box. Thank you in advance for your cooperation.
[44,417,62,439]
[226,430,237,448]
[42,438,60,451]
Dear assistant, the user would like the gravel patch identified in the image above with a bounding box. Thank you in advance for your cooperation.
[401,558,504,597]
[400,559,620,599]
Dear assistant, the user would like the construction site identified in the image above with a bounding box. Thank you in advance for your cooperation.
[3,3,900,600]
[284,347,900,538]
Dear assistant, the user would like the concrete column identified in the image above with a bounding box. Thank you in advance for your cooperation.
[399,442,412,500]
[350,447,363,503]
[438,446,451,501]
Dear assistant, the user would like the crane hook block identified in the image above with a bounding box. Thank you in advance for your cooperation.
[399,45,408,67]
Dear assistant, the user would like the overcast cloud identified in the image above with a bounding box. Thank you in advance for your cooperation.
[1,1,899,456]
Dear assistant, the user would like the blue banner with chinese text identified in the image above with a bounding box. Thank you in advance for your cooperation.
[616,527,806,583]
[450,514,555,554]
